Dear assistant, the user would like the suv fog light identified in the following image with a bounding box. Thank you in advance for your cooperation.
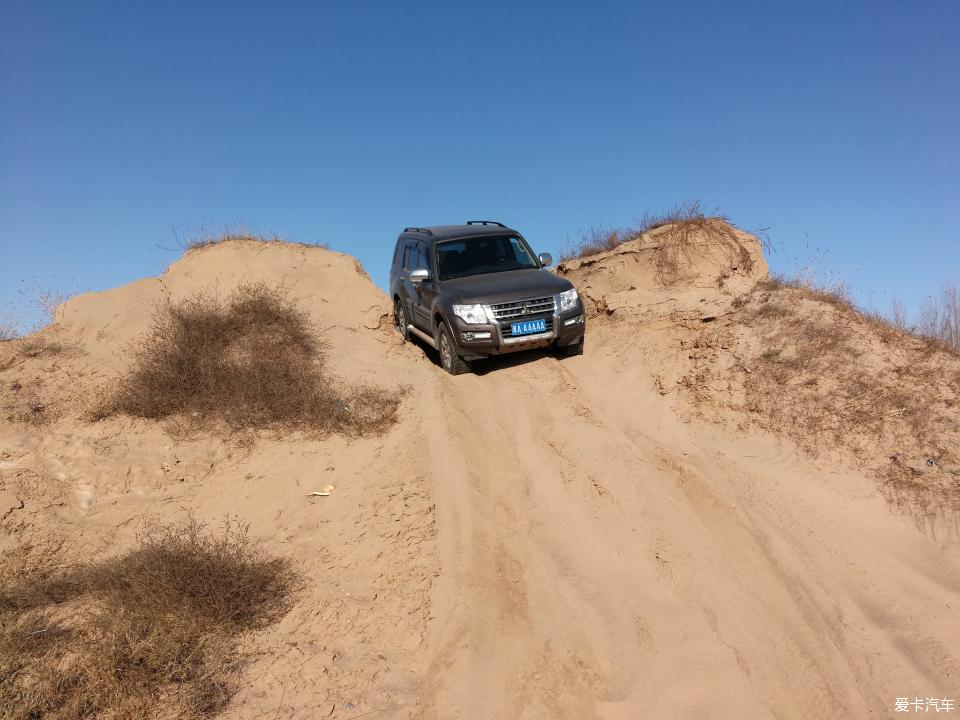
[462,331,491,341]
[563,315,583,326]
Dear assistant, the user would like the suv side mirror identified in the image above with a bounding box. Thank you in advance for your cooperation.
[538,252,553,268]
[409,268,430,283]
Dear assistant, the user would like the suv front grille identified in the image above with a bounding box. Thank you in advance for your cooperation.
[489,296,556,320]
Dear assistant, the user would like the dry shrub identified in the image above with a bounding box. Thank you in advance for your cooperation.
[560,201,765,285]
[0,310,18,342]
[917,282,960,351]
[95,283,398,435]
[10,335,63,360]
[0,334,64,378]
[31,289,72,324]
[3,391,53,426]
[758,275,855,311]
[0,519,300,719]
[12,284,77,327]
[880,454,959,521]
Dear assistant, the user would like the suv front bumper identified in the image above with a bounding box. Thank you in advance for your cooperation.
[449,302,585,360]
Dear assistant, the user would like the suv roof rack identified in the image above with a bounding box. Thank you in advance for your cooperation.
[466,220,506,228]
[403,226,434,236]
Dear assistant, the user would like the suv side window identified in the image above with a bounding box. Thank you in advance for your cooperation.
[416,242,431,271]
[508,236,534,265]
[392,241,404,268]
[404,243,428,271]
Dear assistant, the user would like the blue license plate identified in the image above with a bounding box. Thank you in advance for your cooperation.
[511,318,547,336]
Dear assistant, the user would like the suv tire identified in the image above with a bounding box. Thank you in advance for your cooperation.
[394,298,410,342]
[437,322,470,375]
[559,338,584,357]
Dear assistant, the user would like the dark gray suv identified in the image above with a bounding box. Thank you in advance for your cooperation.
[390,221,585,375]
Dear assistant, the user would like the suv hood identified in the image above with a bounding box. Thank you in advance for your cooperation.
[442,268,573,305]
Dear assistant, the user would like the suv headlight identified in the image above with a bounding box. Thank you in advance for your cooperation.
[559,288,579,312]
[452,304,488,324]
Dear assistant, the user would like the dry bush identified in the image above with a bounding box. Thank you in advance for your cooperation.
[651,214,756,286]
[917,281,960,351]
[3,390,53,426]
[14,284,77,327]
[95,283,399,436]
[31,289,72,324]
[0,519,300,720]
[0,334,64,375]
[889,298,910,332]
[756,275,858,316]
[866,285,958,354]
[0,310,18,342]
[9,335,63,360]
[560,201,764,286]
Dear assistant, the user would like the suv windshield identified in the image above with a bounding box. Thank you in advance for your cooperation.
[436,235,539,280]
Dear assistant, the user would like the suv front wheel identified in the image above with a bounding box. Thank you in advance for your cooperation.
[436,322,470,376]
[394,299,410,341]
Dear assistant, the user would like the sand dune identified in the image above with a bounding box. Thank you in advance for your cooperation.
[1,232,957,719]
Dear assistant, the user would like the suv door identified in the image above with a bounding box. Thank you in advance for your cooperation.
[396,241,416,323]
[410,241,436,330]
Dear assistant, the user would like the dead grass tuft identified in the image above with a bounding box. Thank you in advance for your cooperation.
[94,283,399,436]
[31,289,72,324]
[880,455,960,520]
[9,335,64,360]
[897,281,960,353]
[0,519,300,720]
[0,311,19,342]
[3,393,53,426]
[758,275,855,311]
[179,229,328,253]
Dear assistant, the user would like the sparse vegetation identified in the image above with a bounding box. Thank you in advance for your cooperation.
[764,274,960,356]
[917,282,960,351]
[0,334,68,426]
[14,282,77,327]
[0,519,300,719]
[690,278,960,524]
[559,201,766,286]
[0,310,18,342]
[2,386,52,426]
[1,283,75,342]
[31,288,72,324]
[177,229,329,253]
[94,283,399,435]
[759,274,855,310]
[8,335,63,360]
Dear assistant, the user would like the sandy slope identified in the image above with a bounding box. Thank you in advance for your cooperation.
[415,337,958,719]
[1,236,958,719]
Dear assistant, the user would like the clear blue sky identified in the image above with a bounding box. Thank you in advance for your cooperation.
[2,0,957,330]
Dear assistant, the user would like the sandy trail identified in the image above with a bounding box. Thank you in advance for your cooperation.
[413,328,959,720]
[3,238,958,720]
